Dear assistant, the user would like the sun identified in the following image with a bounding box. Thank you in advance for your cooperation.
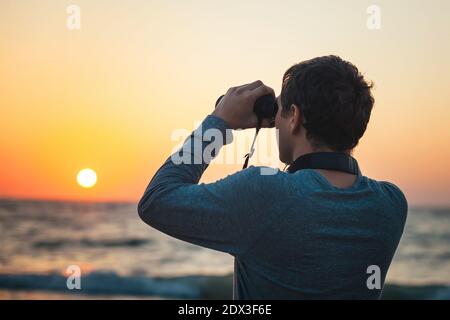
[76,168,97,188]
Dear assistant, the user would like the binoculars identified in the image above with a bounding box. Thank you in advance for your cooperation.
[215,94,278,128]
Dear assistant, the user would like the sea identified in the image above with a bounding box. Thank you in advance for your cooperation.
[0,198,449,299]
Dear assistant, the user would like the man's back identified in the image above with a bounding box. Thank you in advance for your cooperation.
[232,167,407,299]
[138,115,408,300]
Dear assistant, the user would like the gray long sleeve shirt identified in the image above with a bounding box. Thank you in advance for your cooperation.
[138,114,408,299]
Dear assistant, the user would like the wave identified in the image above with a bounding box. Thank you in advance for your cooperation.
[0,272,449,299]
[32,238,151,249]
[0,272,233,299]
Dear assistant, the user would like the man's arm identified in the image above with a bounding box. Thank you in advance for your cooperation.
[138,81,279,256]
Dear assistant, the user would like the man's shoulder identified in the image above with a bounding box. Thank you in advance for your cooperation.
[216,165,288,193]
[377,180,407,202]
[220,165,286,186]
[374,179,408,218]
[243,165,283,177]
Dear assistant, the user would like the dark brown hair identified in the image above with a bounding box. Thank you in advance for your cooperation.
[281,55,374,151]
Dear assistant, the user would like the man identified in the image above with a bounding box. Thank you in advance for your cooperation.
[138,55,407,299]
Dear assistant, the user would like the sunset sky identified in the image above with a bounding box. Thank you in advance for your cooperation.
[0,0,449,206]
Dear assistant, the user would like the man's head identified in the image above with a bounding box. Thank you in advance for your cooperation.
[275,55,374,164]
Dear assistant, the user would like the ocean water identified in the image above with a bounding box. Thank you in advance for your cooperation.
[0,199,449,300]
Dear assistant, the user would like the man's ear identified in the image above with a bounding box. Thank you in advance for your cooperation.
[289,104,302,134]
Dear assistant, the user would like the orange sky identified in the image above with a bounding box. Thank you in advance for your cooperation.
[0,0,449,206]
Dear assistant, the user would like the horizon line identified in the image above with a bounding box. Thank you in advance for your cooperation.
[0,196,449,210]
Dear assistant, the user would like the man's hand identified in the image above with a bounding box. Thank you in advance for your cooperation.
[212,80,275,130]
